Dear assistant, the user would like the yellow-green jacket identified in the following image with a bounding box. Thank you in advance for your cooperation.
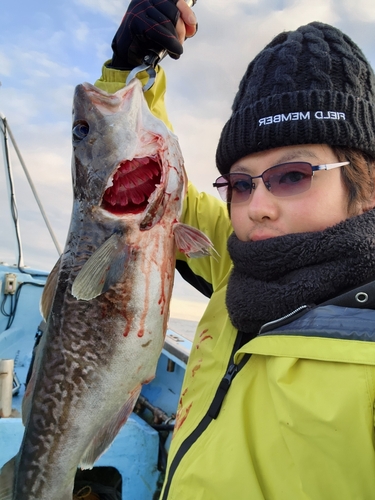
[96,64,375,500]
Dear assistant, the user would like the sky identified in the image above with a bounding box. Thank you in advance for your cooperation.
[1,0,375,321]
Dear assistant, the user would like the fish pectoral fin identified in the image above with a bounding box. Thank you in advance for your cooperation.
[174,223,219,259]
[72,232,129,301]
[0,456,16,500]
[79,385,142,470]
[40,255,61,320]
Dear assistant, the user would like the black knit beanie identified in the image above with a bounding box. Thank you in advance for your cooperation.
[216,22,375,175]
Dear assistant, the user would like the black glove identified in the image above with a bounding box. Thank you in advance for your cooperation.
[110,0,183,70]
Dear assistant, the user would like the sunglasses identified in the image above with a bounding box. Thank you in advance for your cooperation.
[213,161,350,204]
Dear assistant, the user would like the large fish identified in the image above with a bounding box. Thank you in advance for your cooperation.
[0,78,214,500]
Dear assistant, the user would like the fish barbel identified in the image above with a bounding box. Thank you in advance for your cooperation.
[0,78,214,500]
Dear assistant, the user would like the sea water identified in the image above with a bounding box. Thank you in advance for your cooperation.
[167,317,198,342]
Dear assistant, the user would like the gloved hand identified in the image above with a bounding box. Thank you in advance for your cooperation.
[110,0,196,70]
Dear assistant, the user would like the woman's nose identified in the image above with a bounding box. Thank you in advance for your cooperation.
[246,180,279,221]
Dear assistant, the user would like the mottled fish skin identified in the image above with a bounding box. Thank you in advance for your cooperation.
[1,79,210,500]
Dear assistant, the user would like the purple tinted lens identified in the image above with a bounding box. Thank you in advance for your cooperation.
[214,176,231,202]
[214,174,253,203]
[228,174,253,203]
[263,162,313,197]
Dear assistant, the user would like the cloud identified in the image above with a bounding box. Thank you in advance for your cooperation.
[342,0,375,22]
[165,98,224,195]
[2,0,375,298]
[0,51,12,78]
[73,22,91,43]
[74,0,128,21]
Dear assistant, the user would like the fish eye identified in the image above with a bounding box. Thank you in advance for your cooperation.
[72,121,89,142]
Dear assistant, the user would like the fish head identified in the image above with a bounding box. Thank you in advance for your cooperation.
[71,79,186,225]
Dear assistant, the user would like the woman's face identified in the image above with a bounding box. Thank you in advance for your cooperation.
[229,144,372,242]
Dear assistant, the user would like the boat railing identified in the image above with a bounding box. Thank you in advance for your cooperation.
[0,112,62,270]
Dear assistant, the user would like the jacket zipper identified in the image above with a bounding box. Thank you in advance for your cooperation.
[161,331,251,499]
[258,305,309,335]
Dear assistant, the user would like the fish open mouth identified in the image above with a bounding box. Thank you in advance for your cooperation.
[101,156,161,215]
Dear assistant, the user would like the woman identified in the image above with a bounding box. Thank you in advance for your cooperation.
[96,1,375,498]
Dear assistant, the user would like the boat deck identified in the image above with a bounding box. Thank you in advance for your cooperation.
[0,263,192,499]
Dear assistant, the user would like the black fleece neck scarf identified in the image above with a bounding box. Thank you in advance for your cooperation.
[226,209,375,336]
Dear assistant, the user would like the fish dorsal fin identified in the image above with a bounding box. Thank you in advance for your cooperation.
[79,384,142,469]
[72,232,129,301]
[173,222,219,259]
[40,256,61,321]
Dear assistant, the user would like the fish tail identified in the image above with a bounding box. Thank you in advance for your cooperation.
[0,456,15,500]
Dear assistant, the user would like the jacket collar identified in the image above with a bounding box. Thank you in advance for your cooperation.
[259,278,375,335]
